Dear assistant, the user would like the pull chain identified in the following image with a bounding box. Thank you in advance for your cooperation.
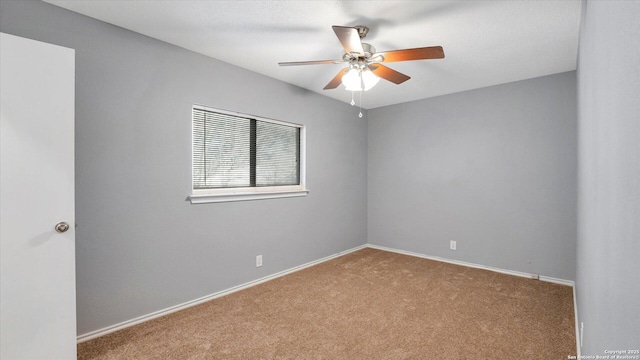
[350,91,355,106]
[358,90,363,118]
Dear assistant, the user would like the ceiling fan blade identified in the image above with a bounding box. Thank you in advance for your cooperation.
[323,68,349,90]
[369,64,411,84]
[332,26,364,56]
[377,46,445,62]
[278,59,344,66]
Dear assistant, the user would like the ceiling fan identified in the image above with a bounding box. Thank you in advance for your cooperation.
[278,25,445,91]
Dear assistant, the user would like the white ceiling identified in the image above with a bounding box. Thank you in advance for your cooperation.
[44,0,582,109]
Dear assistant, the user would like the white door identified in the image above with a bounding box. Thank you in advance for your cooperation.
[1,33,76,359]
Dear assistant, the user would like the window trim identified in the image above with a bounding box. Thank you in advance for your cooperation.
[188,105,308,204]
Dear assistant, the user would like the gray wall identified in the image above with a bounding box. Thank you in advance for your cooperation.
[576,0,640,354]
[0,0,368,335]
[368,72,577,280]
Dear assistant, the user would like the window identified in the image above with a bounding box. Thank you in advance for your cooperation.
[189,105,307,203]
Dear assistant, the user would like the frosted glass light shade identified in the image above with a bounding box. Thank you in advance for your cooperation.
[342,68,362,91]
[341,67,380,92]
[361,68,380,91]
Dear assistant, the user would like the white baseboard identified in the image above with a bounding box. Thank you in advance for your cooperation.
[77,244,368,343]
[366,244,575,287]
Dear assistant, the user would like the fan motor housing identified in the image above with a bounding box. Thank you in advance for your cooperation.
[343,43,377,63]
[361,43,376,57]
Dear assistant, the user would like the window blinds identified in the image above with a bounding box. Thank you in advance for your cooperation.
[256,120,300,186]
[193,107,300,190]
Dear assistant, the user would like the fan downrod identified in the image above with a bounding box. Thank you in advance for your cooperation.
[355,25,369,39]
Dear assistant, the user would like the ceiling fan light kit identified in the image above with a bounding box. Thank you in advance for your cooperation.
[342,66,380,91]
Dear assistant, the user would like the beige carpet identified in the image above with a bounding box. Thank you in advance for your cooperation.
[78,248,576,359]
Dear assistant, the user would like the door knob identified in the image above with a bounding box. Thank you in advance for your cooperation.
[54,222,69,233]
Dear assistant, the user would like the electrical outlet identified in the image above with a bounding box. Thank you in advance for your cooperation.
[450,241,457,250]
[256,255,263,267]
